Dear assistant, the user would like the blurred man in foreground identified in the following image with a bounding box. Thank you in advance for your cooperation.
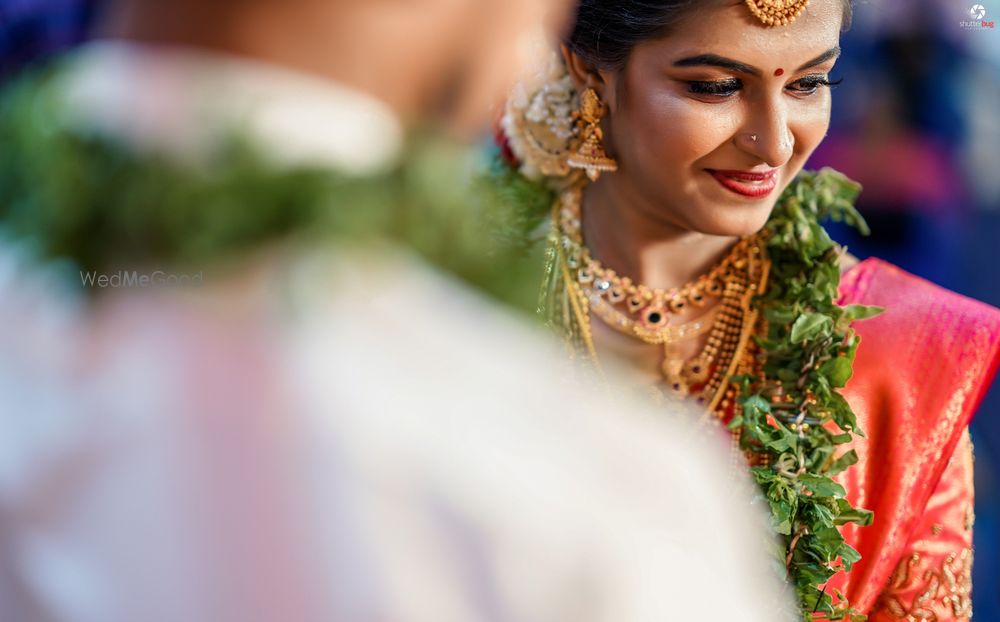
[0,1,794,621]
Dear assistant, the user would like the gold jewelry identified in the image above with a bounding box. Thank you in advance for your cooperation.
[557,187,754,332]
[745,0,810,27]
[589,296,719,346]
[566,88,618,182]
[554,186,770,410]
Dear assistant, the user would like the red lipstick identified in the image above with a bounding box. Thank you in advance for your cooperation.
[707,169,778,198]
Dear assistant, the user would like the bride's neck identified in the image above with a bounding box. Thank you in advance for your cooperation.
[581,179,739,290]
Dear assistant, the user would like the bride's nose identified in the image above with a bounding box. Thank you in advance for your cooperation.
[735,100,794,167]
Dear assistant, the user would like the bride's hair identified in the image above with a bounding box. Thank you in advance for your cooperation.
[567,0,854,69]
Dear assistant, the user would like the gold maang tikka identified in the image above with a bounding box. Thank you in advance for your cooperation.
[745,0,810,27]
[566,88,618,182]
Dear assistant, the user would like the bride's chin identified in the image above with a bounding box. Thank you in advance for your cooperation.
[687,209,773,238]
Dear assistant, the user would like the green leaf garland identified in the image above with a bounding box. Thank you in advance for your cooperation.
[0,65,548,313]
[742,168,882,621]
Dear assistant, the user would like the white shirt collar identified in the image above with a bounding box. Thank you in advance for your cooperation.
[59,41,405,176]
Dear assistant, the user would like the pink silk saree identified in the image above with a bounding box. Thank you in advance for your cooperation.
[825,258,1000,621]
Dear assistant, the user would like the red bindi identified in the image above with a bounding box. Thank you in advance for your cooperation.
[774,68,785,77]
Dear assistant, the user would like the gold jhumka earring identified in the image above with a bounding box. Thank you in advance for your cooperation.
[566,88,618,182]
[744,0,810,27]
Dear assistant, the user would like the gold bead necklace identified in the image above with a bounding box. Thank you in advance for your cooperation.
[555,186,770,412]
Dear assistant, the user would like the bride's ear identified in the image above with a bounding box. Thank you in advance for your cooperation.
[560,44,606,96]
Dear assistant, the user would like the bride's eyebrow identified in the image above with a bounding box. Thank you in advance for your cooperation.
[673,54,760,76]
[797,46,841,71]
[672,46,841,76]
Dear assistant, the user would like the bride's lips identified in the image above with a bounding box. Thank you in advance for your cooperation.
[707,169,779,198]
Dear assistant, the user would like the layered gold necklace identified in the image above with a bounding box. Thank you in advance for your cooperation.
[554,186,771,419]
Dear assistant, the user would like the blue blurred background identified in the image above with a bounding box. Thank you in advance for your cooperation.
[2,0,999,617]
[0,0,97,81]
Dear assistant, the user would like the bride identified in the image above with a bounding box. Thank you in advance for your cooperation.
[495,0,1000,619]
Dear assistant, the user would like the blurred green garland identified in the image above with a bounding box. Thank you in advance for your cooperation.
[0,65,547,311]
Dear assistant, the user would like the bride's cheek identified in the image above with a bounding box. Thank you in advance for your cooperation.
[791,97,833,152]
[641,96,716,158]
[675,107,744,162]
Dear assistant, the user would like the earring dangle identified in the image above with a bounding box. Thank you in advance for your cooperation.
[567,88,618,182]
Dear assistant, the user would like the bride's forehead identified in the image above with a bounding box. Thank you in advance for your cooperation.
[636,1,843,61]
[666,0,844,35]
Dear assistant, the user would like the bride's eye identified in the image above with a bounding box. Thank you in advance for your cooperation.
[787,75,843,95]
[687,78,742,98]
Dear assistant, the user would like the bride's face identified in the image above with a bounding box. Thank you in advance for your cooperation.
[598,0,845,237]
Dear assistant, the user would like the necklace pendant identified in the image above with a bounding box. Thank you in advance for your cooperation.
[661,349,690,397]
[667,382,690,398]
[663,377,689,397]
[642,305,668,328]
[683,355,712,385]
[662,357,684,378]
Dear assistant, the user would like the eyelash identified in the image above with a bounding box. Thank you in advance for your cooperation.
[687,75,842,98]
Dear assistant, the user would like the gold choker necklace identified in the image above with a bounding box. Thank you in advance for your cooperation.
[555,187,771,412]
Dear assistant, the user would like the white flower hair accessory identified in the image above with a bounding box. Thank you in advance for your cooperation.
[499,52,580,184]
